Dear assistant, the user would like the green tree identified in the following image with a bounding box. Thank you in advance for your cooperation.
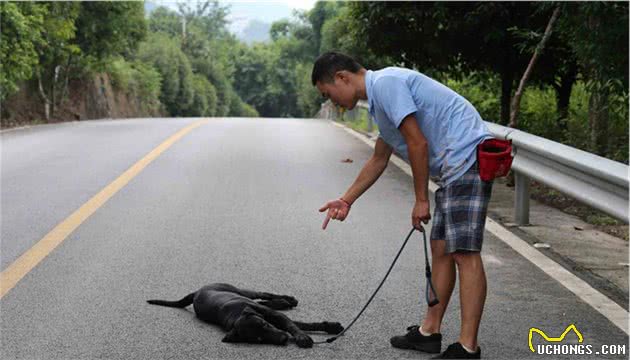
[0,2,45,101]
[228,89,259,117]
[232,44,269,111]
[295,62,321,117]
[270,19,291,41]
[242,12,320,117]
[151,1,251,117]
[34,2,81,121]
[130,60,163,114]
[148,6,181,38]
[74,1,146,66]
[138,33,194,115]
[308,1,340,54]
[347,2,555,124]
[556,2,628,155]
[183,73,217,116]
[177,0,229,41]
[192,57,232,116]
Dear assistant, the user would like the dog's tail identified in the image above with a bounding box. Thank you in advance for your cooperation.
[147,292,195,308]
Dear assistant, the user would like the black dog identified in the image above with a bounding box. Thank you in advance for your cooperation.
[147,283,343,348]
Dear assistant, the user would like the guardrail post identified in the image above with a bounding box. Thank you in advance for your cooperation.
[514,172,530,225]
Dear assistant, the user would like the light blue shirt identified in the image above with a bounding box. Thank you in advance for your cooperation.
[365,67,492,187]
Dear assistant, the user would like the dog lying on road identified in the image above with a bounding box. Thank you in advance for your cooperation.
[147,283,343,348]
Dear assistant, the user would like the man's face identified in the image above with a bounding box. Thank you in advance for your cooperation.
[316,72,357,110]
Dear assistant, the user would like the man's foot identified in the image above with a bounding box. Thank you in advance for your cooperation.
[390,325,442,353]
[432,342,481,359]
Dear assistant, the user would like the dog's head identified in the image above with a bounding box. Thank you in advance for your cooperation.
[222,307,289,345]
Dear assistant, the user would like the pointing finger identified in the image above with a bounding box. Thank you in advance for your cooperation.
[322,213,331,230]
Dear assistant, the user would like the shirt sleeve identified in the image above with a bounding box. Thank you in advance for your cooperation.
[373,76,418,128]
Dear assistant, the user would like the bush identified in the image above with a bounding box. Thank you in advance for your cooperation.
[444,72,501,122]
[193,58,231,117]
[518,85,559,140]
[607,91,629,163]
[137,33,194,115]
[444,75,628,163]
[182,74,218,117]
[228,90,259,117]
[566,82,629,163]
[295,62,321,117]
[240,102,259,117]
[107,57,133,92]
[131,60,162,113]
[105,57,162,114]
[565,82,591,151]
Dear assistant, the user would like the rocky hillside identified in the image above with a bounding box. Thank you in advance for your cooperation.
[1,73,165,129]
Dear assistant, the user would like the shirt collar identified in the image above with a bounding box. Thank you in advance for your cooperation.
[365,70,375,115]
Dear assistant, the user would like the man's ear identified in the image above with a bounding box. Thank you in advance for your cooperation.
[335,70,350,84]
[222,329,240,343]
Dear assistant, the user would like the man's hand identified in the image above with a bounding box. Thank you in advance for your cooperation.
[412,200,431,229]
[318,198,351,230]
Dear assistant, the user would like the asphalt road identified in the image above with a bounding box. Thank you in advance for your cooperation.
[1,118,627,359]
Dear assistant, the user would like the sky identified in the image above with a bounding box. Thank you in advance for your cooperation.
[225,0,318,10]
[150,0,318,36]
[151,0,317,10]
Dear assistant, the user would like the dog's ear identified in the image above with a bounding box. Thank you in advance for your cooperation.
[222,329,240,343]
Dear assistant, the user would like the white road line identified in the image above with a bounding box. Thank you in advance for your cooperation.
[332,121,629,335]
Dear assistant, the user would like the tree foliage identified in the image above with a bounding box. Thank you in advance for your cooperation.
[0,2,45,100]
[2,0,626,161]
[75,2,146,65]
[138,33,194,115]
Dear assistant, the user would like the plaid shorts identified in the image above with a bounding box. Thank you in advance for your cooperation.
[430,161,493,254]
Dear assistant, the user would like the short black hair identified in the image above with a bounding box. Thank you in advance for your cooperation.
[311,52,363,86]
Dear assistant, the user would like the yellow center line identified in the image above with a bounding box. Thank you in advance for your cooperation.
[0,119,208,299]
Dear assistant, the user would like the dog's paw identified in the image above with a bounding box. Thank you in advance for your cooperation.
[281,295,298,307]
[265,299,292,310]
[275,333,289,346]
[324,322,344,334]
[294,334,313,348]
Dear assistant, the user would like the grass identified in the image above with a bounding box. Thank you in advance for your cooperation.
[338,106,374,134]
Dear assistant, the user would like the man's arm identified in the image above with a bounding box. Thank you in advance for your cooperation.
[341,137,393,204]
[319,137,393,230]
[398,114,431,226]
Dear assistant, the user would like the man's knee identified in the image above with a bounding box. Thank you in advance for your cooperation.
[430,239,449,258]
[450,250,481,266]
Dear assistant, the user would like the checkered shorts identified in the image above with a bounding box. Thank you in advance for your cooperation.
[430,162,493,254]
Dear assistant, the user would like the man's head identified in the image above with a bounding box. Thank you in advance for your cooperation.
[312,52,366,110]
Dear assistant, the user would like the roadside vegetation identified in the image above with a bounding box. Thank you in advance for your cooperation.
[2,1,626,163]
[1,2,627,232]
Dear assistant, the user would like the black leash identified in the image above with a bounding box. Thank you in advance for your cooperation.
[314,225,439,345]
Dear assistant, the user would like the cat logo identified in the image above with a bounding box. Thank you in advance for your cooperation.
[528,324,584,353]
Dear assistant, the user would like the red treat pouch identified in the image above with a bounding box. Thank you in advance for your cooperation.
[477,139,513,181]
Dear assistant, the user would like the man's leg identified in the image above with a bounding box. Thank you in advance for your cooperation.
[420,239,457,334]
[390,238,455,353]
[427,162,490,358]
[451,251,487,351]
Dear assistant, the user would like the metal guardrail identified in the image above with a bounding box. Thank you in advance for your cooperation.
[319,100,629,225]
[487,123,629,225]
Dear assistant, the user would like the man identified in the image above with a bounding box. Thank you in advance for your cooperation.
[313,52,493,359]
